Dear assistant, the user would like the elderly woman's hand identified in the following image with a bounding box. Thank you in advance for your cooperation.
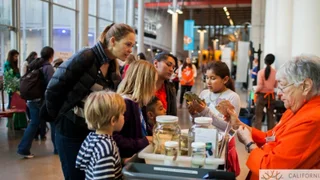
[237,125,254,145]
[224,108,243,129]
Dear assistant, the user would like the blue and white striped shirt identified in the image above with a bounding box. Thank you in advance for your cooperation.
[76,132,123,180]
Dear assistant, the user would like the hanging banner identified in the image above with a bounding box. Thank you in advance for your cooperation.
[184,20,194,50]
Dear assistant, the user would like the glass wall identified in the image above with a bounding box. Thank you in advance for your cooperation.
[2,0,127,68]
[89,16,96,47]
[20,0,48,62]
[99,0,113,21]
[53,5,76,53]
[115,0,126,23]
[0,0,13,71]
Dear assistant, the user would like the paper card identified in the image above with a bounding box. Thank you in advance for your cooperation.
[194,128,217,157]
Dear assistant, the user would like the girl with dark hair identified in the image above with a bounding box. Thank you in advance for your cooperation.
[21,51,38,76]
[4,49,20,109]
[187,61,241,176]
[254,53,277,130]
[179,57,197,108]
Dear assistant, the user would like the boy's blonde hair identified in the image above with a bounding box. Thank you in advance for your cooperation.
[84,91,126,130]
[117,60,157,107]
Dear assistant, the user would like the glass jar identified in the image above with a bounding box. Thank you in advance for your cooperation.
[191,142,206,168]
[164,141,179,166]
[180,129,189,156]
[153,115,181,154]
[188,117,218,157]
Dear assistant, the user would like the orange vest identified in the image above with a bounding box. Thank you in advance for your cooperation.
[180,66,194,86]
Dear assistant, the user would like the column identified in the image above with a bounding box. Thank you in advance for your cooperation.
[250,0,265,58]
[127,0,135,27]
[291,0,320,57]
[198,30,206,66]
[275,0,293,68]
[263,0,276,65]
[137,0,145,54]
[79,0,89,48]
[171,0,178,56]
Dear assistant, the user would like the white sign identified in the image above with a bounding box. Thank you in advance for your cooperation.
[260,169,320,180]
[236,41,250,83]
[55,52,72,61]
[221,47,232,72]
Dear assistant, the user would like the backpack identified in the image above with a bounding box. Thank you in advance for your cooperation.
[20,65,46,100]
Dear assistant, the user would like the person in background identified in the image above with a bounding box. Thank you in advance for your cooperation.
[21,51,38,76]
[137,52,146,60]
[251,58,258,86]
[17,46,55,158]
[153,52,177,116]
[146,96,166,126]
[52,58,63,71]
[45,23,135,179]
[170,58,181,95]
[121,53,136,79]
[179,57,197,108]
[4,49,20,109]
[254,54,277,130]
[76,91,126,180]
[115,60,157,159]
[187,61,241,176]
[227,55,320,180]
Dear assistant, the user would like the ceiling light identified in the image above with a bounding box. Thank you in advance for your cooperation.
[223,7,227,12]
[147,48,151,52]
[176,9,183,14]
[226,11,230,16]
[197,27,207,33]
[229,19,234,26]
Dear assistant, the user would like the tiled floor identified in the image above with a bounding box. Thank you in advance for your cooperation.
[0,74,252,180]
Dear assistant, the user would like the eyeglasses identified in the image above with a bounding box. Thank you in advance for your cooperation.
[278,83,294,93]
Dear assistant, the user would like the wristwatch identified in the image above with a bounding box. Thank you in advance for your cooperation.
[245,141,256,153]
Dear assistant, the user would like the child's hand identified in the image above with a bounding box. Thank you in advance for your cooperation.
[146,136,153,143]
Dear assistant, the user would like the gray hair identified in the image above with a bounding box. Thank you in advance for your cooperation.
[276,54,320,96]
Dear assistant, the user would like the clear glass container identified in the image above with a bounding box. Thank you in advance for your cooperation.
[180,129,189,156]
[191,142,206,168]
[164,141,179,166]
[188,117,218,157]
[153,115,181,154]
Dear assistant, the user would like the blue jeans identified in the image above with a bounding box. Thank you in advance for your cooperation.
[17,101,41,155]
[50,122,57,154]
[55,130,85,180]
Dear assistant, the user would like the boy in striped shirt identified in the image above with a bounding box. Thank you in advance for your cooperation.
[76,91,126,180]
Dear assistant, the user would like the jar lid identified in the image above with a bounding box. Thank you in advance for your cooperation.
[194,117,212,124]
[181,129,189,136]
[165,141,179,148]
[156,115,178,123]
[191,142,206,148]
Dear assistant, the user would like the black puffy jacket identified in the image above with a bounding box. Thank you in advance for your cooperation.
[165,80,177,116]
[45,43,119,135]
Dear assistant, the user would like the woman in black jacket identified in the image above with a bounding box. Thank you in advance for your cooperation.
[45,23,135,180]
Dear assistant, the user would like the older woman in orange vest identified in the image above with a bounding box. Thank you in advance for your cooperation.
[226,54,320,180]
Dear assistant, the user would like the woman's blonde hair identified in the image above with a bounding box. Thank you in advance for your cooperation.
[117,60,157,107]
[99,23,135,77]
[84,91,126,130]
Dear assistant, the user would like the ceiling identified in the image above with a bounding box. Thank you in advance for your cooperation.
[143,0,252,26]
